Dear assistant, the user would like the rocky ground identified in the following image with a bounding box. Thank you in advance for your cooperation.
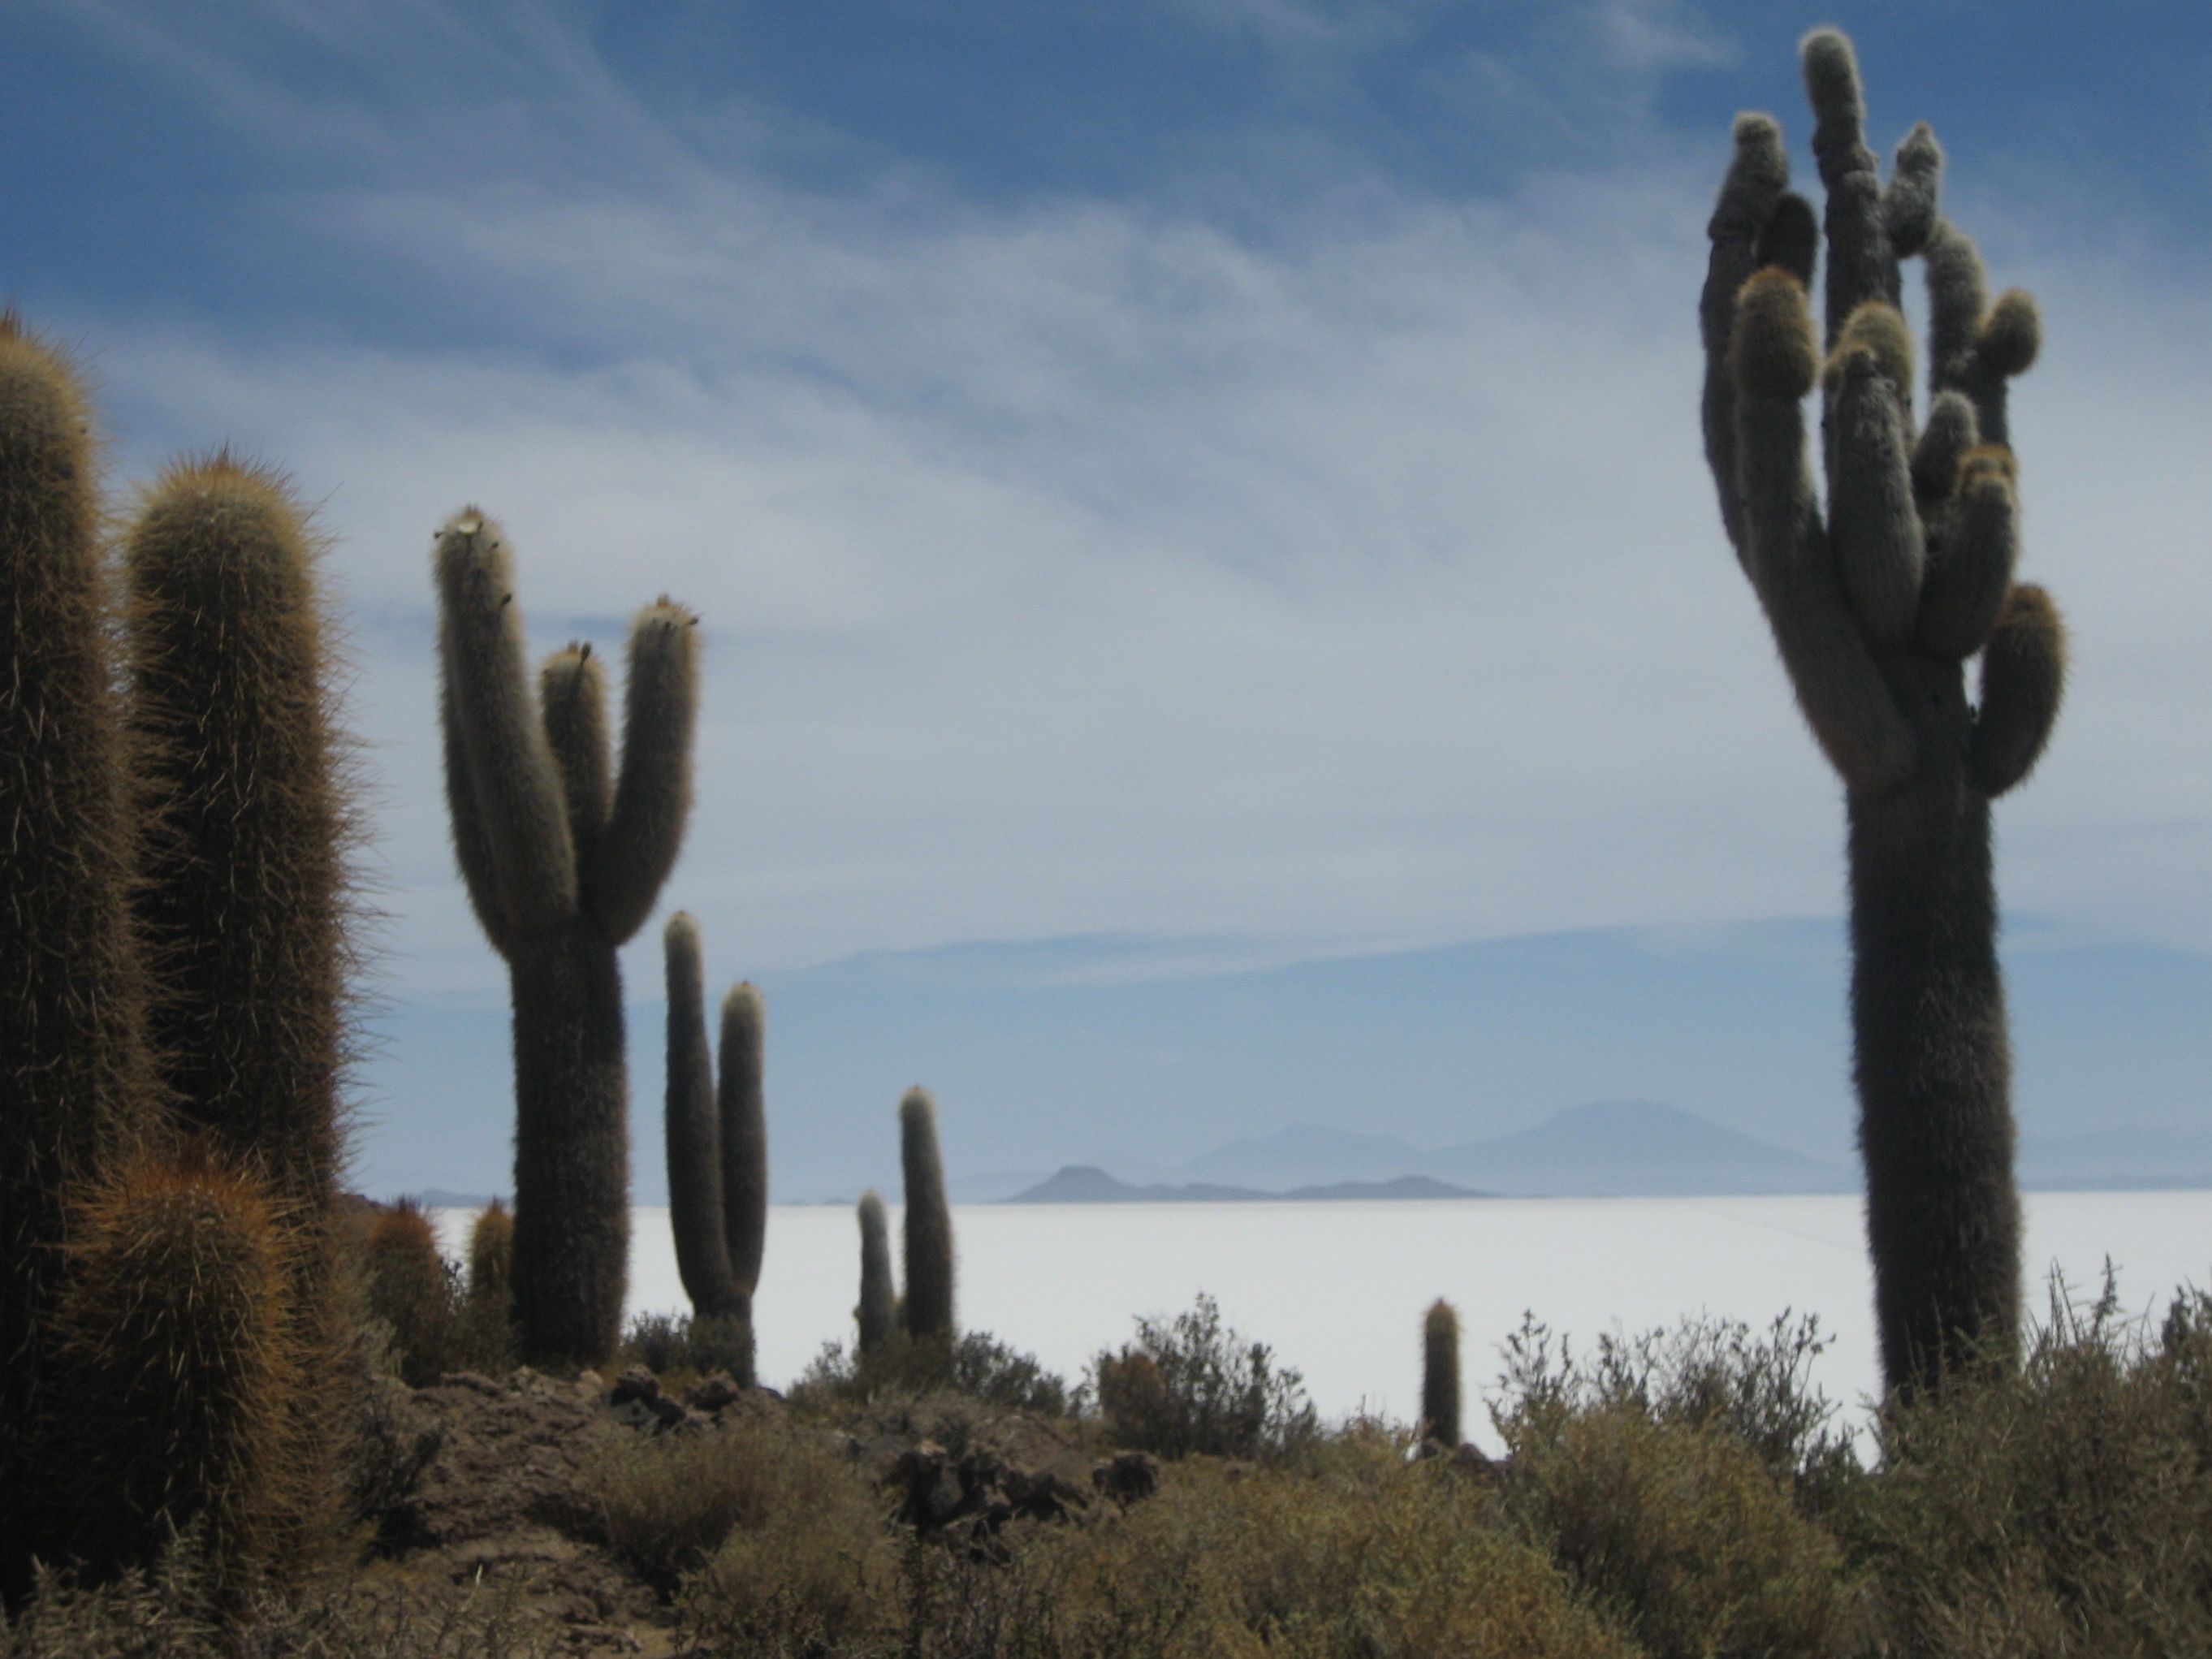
[352,1364,1160,1656]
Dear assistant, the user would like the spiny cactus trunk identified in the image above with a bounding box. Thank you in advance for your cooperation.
[509,918,633,1369]
[1700,31,2063,1396]
[434,510,698,1372]
[719,983,768,1301]
[0,318,160,1598]
[122,458,353,1549]
[898,1089,955,1346]
[1850,723,2019,1385]
[1420,1299,1462,1449]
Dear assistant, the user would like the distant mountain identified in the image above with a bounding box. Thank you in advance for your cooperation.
[1179,1121,1426,1190]
[1428,1100,1853,1197]
[1007,1165,1482,1204]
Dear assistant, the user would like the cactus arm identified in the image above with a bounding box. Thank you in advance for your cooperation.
[1917,447,2021,659]
[1924,222,2041,449]
[1911,391,1979,512]
[1969,585,2067,797]
[718,983,768,1299]
[1801,28,1901,345]
[1880,123,1943,257]
[897,1087,956,1344]
[1732,272,1916,794]
[540,645,613,871]
[1700,114,1795,565]
[855,1190,896,1356]
[1824,309,1925,650]
[439,670,519,961]
[590,599,699,946]
[432,512,577,938]
[662,914,740,1320]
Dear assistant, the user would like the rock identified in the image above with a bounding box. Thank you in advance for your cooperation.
[609,1366,660,1407]
[686,1372,742,1412]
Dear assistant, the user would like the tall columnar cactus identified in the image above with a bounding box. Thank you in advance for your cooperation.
[1700,32,2064,1394]
[0,315,160,1594]
[854,1190,896,1358]
[898,1087,956,1346]
[663,914,743,1320]
[434,510,699,1368]
[121,456,353,1531]
[1420,1298,1462,1448]
[54,1153,300,1603]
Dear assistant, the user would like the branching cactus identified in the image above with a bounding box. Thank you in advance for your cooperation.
[1420,1299,1462,1449]
[898,1087,956,1346]
[433,511,700,1368]
[854,1190,896,1358]
[1700,31,2065,1394]
[662,914,745,1321]
[0,315,160,1593]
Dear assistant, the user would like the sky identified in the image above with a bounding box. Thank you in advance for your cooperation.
[9,1,2210,1199]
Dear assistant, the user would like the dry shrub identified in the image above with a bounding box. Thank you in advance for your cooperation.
[1848,1272,2212,1656]
[790,1329,1074,1419]
[935,1430,1635,1658]
[618,1309,754,1389]
[584,1412,900,1653]
[1090,1294,1318,1462]
[1501,1406,1867,1658]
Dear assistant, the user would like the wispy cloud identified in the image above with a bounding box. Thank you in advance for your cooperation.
[28,0,2212,1026]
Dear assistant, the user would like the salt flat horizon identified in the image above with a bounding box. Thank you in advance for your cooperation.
[436,1190,2212,1454]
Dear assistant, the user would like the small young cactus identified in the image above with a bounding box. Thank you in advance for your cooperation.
[365,1199,457,1389]
[433,511,700,1369]
[898,1088,956,1346]
[1420,1299,1462,1449]
[1699,30,2065,1394]
[854,1190,896,1357]
[468,1198,516,1316]
[54,1153,301,1602]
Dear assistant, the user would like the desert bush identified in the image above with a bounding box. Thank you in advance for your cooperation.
[583,1414,894,1605]
[916,1435,1635,1658]
[1089,1294,1318,1462]
[1846,1271,2212,1655]
[791,1328,1074,1419]
[1500,1404,1867,1658]
[1496,1308,1862,1514]
[0,1536,551,1658]
[618,1309,754,1386]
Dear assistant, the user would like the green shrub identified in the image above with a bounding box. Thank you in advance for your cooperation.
[1846,1271,2212,1655]
[1089,1295,1318,1462]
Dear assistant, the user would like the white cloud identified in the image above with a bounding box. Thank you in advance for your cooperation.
[37,1,2212,1013]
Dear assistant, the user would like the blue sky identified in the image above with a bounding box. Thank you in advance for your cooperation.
[11,2,2210,1195]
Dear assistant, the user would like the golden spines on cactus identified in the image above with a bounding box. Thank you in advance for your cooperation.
[54,1152,303,1599]
[0,313,161,1594]
[365,1199,457,1389]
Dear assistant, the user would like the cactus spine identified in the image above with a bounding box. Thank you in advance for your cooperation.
[1420,1298,1462,1448]
[663,914,744,1320]
[434,512,699,1368]
[855,1190,896,1357]
[897,1088,956,1346]
[1700,32,2064,1394]
[54,1155,300,1601]
[121,456,352,1534]
[0,314,160,1593]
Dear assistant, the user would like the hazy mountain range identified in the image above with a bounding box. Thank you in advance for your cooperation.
[361,920,2212,1204]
